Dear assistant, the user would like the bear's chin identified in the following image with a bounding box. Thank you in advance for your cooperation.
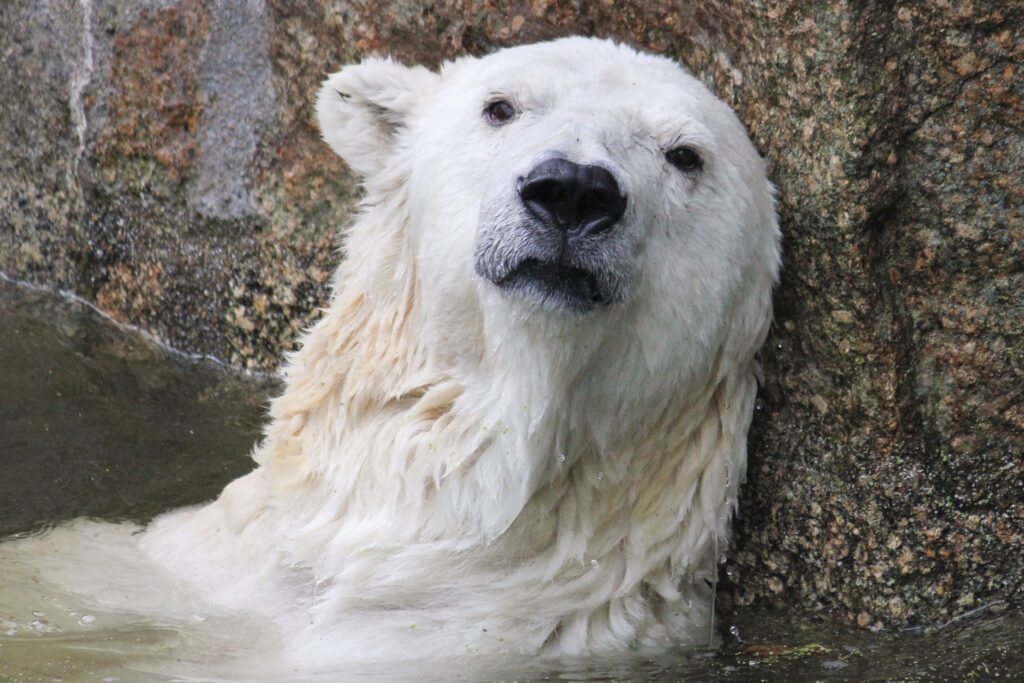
[495,258,610,313]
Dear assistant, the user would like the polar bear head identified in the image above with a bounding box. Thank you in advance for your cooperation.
[316,38,778,401]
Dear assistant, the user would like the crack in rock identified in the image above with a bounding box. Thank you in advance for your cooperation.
[69,0,94,184]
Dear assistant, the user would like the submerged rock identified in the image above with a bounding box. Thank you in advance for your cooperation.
[1,0,1020,629]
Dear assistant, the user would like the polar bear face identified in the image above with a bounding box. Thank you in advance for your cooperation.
[318,38,778,387]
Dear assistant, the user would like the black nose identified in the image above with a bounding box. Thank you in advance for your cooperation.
[518,158,627,236]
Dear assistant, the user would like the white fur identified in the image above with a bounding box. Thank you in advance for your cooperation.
[0,37,779,674]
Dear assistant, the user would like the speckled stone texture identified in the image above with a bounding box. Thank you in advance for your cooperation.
[1,1,1020,628]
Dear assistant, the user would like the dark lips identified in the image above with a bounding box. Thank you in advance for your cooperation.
[496,258,607,313]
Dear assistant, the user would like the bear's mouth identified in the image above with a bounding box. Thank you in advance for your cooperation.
[495,258,607,313]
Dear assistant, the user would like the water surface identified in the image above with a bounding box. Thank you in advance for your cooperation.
[0,277,273,538]
[1,278,1021,681]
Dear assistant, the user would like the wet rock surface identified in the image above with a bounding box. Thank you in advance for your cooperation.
[1,1,1020,628]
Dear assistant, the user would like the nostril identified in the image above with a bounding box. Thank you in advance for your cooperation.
[524,179,565,205]
[579,189,609,215]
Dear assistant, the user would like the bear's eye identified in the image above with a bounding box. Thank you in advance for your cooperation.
[483,99,517,126]
[666,146,703,173]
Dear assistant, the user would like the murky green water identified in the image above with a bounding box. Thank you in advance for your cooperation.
[1,276,1022,682]
[0,277,275,540]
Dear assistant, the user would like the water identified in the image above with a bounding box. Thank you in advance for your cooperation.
[0,277,274,539]
[1,277,1022,681]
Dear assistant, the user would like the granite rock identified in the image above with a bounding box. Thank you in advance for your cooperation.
[1,0,1020,628]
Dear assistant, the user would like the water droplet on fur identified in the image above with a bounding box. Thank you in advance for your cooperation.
[78,615,95,626]
[590,559,599,569]
[775,341,783,349]
[755,399,764,411]
[557,452,566,463]
[718,553,728,565]
[596,471,605,481]
[729,624,741,639]
[725,566,735,578]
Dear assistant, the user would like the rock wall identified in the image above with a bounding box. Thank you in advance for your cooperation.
[2,0,1021,628]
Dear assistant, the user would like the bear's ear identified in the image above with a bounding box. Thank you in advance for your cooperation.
[316,58,439,178]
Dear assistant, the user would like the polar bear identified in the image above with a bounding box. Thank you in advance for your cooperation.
[0,37,778,673]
